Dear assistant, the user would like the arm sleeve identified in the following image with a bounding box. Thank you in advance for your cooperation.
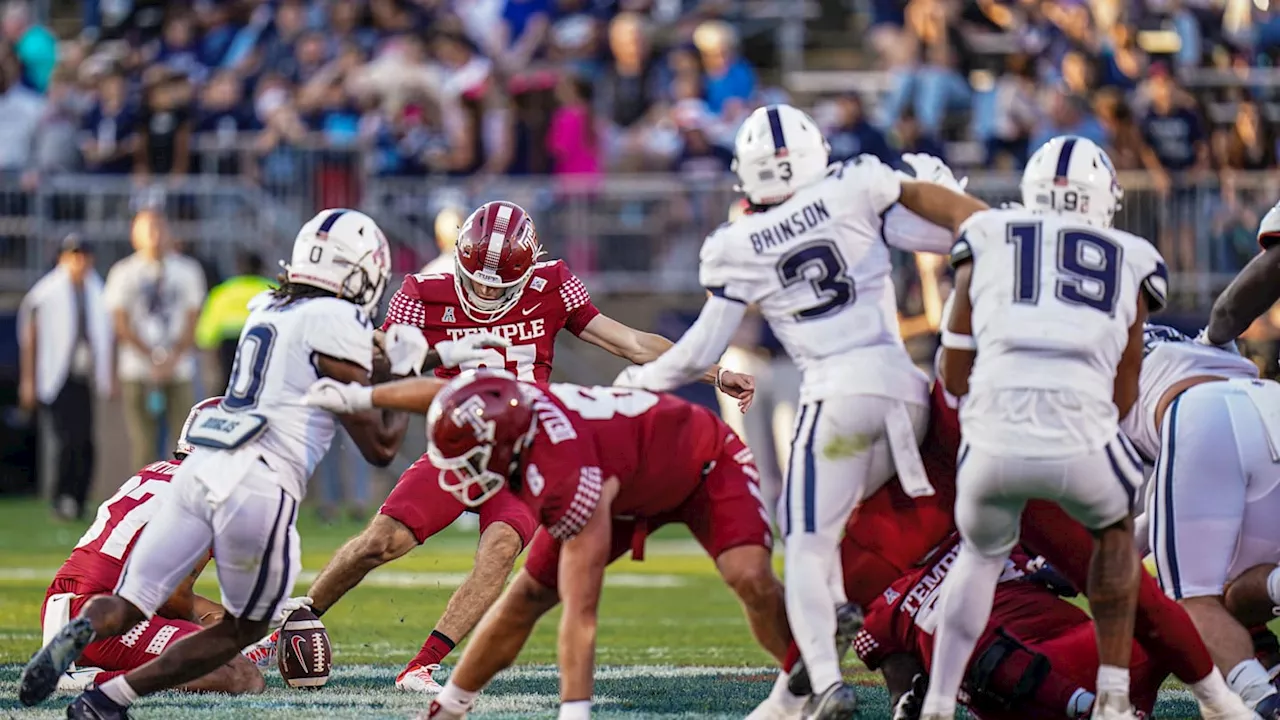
[1134,242,1169,313]
[882,203,958,254]
[311,304,373,372]
[852,603,901,672]
[381,280,428,332]
[559,268,601,336]
[628,295,747,392]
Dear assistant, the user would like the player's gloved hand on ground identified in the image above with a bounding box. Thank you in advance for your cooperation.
[716,368,756,413]
[434,332,510,369]
[892,673,928,720]
[900,153,968,193]
[382,324,430,376]
[302,378,374,414]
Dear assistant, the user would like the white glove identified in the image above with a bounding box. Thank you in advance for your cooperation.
[302,378,374,413]
[900,153,968,192]
[275,596,314,625]
[613,365,647,389]
[1259,202,1280,246]
[383,324,430,376]
[435,332,510,369]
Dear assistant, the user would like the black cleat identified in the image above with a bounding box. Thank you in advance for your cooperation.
[19,617,96,706]
[66,688,131,720]
[801,682,858,720]
[787,603,865,697]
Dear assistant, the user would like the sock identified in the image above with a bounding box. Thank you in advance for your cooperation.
[1227,659,1277,707]
[920,545,1005,718]
[1192,667,1237,707]
[435,680,478,715]
[784,536,843,693]
[1096,665,1129,697]
[410,630,456,669]
[99,676,139,707]
[1067,688,1095,718]
[768,671,806,712]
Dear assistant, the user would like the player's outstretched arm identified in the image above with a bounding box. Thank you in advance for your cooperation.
[939,263,976,398]
[608,297,753,406]
[1114,292,1149,419]
[578,313,745,389]
[315,353,409,466]
[1205,243,1280,346]
[556,478,619,715]
[898,181,989,235]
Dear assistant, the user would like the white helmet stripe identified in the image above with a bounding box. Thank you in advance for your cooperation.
[484,204,514,273]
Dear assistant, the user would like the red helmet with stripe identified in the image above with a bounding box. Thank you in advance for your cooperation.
[174,396,225,460]
[453,201,544,323]
[426,369,537,507]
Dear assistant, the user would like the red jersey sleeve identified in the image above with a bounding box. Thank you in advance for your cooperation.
[523,431,604,541]
[553,263,600,336]
[381,276,428,331]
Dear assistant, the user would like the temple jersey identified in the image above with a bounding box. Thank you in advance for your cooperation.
[383,260,600,382]
[513,383,727,540]
[50,461,179,597]
[217,292,373,499]
[1120,325,1259,462]
[698,155,953,403]
[955,208,1168,454]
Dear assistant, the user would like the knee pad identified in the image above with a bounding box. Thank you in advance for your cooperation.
[965,630,1050,710]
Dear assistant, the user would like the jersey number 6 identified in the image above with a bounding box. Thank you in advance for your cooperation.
[776,239,856,321]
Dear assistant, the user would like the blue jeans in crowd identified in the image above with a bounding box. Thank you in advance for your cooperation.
[879,65,973,137]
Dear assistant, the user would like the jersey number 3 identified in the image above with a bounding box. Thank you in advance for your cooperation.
[776,240,856,321]
[1008,224,1121,314]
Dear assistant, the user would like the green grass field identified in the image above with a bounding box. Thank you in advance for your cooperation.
[0,499,1208,718]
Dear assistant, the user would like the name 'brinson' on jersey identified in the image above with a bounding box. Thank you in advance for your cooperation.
[698,155,955,404]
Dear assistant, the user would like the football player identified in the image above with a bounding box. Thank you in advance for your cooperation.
[1123,324,1280,718]
[855,533,1171,720]
[612,103,985,718]
[1200,200,1280,349]
[19,208,442,717]
[298,200,756,693]
[300,369,790,720]
[36,397,264,696]
[923,136,1246,720]
[754,356,1246,720]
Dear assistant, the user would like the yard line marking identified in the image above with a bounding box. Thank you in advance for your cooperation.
[0,568,686,589]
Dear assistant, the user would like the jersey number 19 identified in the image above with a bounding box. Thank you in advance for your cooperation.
[1007,224,1121,315]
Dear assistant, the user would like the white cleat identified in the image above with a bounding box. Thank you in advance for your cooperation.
[1091,694,1139,720]
[1198,694,1261,720]
[396,663,444,693]
[242,630,279,670]
[746,694,804,720]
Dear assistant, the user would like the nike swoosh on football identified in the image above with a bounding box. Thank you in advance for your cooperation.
[522,304,542,315]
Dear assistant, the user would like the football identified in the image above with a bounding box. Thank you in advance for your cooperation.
[276,607,332,689]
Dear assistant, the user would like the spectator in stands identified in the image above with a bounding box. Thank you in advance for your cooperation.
[28,68,83,184]
[0,44,42,173]
[194,250,273,394]
[421,204,464,275]
[547,73,601,178]
[491,0,554,74]
[2,0,54,92]
[891,109,946,164]
[694,20,755,117]
[194,71,257,176]
[103,209,207,470]
[1029,90,1106,155]
[598,13,665,169]
[826,93,893,165]
[136,68,194,180]
[262,0,310,80]
[194,1,237,68]
[881,0,969,139]
[18,235,113,521]
[153,12,208,85]
[79,69,137,175]
[1213,99,1277,175]
[328,0,378,56]
[548,0,602,77]
[1092,88,1169,190]
[985,53,1038,169]
[671,99,732,177]
[1140,64,1209,271]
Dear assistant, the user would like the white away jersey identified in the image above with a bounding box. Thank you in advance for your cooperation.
[699,155,954,402]
[957,208,1168,403]
[1119,324,1259,461]
[219,292,374,499]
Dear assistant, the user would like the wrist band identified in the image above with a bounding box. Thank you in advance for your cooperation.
[940,329,977,351]
[714,366,726,390]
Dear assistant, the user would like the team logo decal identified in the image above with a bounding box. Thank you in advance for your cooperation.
[530,277,547,292]
[442,307,456,323]
[452,395,496,442]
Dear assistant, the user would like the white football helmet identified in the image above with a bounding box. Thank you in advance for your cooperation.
[1020,136,1122,228]
[732,104,830,206]
[285,208,392,315]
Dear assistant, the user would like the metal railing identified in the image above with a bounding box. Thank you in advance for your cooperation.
[1,164,1274,311]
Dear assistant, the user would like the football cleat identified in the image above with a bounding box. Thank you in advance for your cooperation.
[20,616,96,706]
[801,682,857,720]
[65,687,131,719]
[397,663,444,693]
[242,630,279,670]
[788,603,865,696]
[1090,693,1138,720]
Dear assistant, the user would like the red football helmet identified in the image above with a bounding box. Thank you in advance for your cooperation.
[426,369,537,507]
[174,396,225,459]
[453,200,544,323]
